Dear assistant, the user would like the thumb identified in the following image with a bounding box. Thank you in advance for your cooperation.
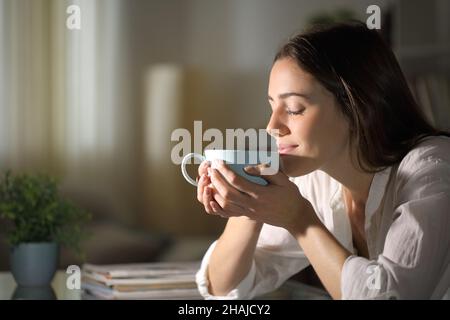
[244,163,287,185]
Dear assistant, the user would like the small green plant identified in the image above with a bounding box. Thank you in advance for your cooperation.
[0,170,91,258]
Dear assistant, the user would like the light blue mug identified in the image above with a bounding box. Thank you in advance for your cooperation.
[181,149,279,187]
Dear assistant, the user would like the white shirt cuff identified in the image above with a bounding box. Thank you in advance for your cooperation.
[341,255,398,300]
[341,255,370,299]
[195,240,257,300]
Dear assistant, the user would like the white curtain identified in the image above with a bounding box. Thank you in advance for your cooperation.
[0,0,51,169]
[0,0,134,223]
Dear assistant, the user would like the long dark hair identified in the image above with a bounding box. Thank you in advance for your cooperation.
[275,22,450,173]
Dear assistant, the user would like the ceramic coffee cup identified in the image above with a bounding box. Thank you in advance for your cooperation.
[181,149,279,186]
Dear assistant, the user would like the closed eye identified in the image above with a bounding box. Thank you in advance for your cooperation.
[286,108,305,115]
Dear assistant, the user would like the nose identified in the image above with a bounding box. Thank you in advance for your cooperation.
[266,111,289,138]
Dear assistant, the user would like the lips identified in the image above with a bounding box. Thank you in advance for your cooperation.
[277,143,299,155]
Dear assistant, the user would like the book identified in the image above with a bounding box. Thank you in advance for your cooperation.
[82,261,201,278]
[81,261,203,300]
[81,282,202,300]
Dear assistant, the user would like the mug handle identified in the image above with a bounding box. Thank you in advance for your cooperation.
[181,153,206,186]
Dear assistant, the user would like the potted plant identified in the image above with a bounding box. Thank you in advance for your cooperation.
[0,170,91,287]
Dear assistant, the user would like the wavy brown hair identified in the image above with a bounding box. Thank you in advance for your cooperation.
[275,22,450,173]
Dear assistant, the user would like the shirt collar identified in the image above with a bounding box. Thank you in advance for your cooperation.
[328,166,392,230]
[364,166,392,230]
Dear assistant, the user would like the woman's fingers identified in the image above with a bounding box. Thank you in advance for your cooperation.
[197,174,208,203]
[209,201,226,216]
[212,192,247,216]
[202,186,233,218]
[198,160,210,177]
[200,177,231,218]
[214,160,263,196]
[202,186,215,214]
[244,163,287,186]
[210,201,237,219]
[197,161,212,202]
[209,167,249,206]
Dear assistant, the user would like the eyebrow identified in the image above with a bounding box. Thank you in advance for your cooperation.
[268,92,311,101]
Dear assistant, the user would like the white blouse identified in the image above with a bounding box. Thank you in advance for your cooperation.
[196,136,450,299]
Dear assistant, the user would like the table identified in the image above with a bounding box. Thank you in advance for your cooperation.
[0,271,330,300]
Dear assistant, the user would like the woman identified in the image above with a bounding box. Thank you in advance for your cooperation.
[195,22,450,300]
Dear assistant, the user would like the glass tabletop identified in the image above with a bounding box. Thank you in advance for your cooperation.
[0,271,330,300]
[0,271,81,300]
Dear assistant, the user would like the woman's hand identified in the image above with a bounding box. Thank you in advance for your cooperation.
[196,160,214,214]
[196,159,249,219]
[207,159,315,234]
[196,160,232,218]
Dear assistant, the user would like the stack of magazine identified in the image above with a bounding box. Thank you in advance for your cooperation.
[81,261,203,300]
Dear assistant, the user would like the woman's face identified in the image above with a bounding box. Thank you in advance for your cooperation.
[267,58,350,177]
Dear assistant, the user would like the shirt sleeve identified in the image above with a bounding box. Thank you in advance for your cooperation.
[195,240,257,300]
[341,151,450,299]
[196,238,310,300]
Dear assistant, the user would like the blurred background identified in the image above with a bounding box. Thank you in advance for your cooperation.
[0,0,449,270]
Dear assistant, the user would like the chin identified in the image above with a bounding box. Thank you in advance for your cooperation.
[279,154,318,177]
